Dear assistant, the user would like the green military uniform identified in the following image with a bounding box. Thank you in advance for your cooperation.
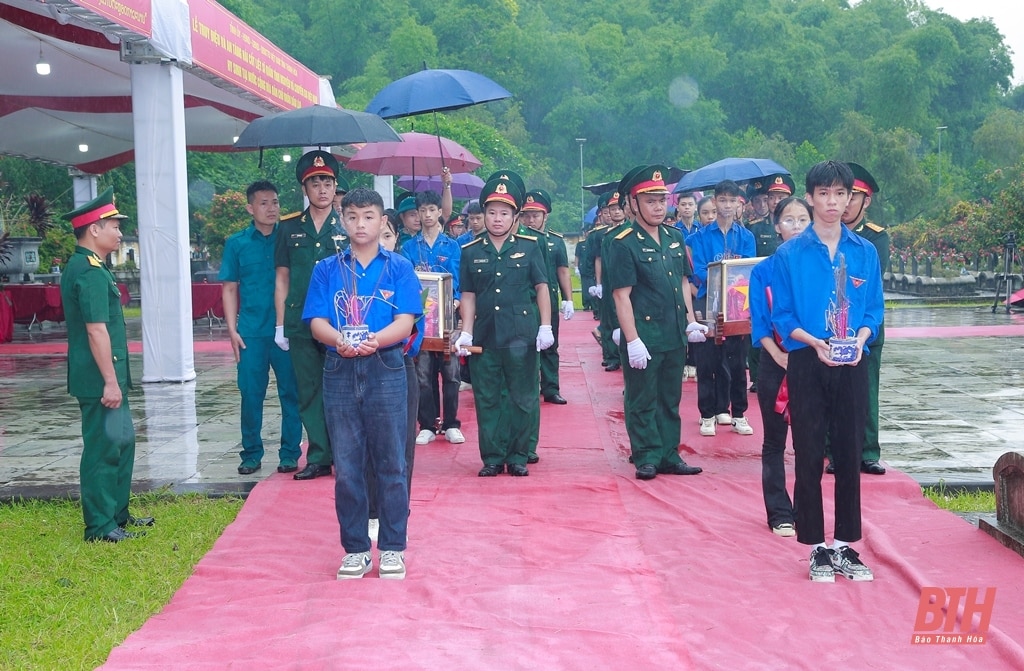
[576,235,593,310]
[274,151,348,469]
[60,189,137,541]
[461,177,548,470]
[395,192,418,249]
[604,166,698,474]
[853,219,888,463]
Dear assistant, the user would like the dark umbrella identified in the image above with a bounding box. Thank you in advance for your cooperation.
[674,158,789,193]
[398,173,484,199]
[347,132,481,176]
[585,167,689,195]
[365,68,511,171]
[233,105,401,164]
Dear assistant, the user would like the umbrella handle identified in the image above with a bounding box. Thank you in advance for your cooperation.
[432,111,447,173]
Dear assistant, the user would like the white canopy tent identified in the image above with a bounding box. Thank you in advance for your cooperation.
[0,0,336,381]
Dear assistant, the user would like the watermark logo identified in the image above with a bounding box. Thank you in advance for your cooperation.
[911,587,996,645]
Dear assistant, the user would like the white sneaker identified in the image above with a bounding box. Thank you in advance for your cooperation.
[336,552,371,580]
[699,417,716,436]
[715,413,732,425]
[415,429,436,445]
[368,518,379,544]
[379,550,406,580]
[444,427,466,444]
[772,522,796,537]
[684,365,697,380]
[459,381,472,392]
[731,417,754,435]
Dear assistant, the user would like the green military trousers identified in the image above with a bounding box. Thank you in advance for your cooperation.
[78,396,136,540]
[470,345,540,466]
[288,335,332,467]
[621,345,687,469]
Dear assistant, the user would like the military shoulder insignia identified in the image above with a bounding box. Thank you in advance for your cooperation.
[549,231,564,239]
[510,252,526,259]
[614,228,632,240]
[462,238,483,249]
[865,222,885,233]
[518,234,538,242]
[87,255,103,267]
[281,212,301,220]
[593,225,608,232]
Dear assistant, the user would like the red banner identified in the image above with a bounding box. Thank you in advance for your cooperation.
[189,0,320,111]
[70,0,152,37]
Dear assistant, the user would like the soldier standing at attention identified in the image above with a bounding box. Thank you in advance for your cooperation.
[61,188,153,542]
[520,189,575,406]
[274,150,348,481]
[456,175,553,477]
[605,166,705,480]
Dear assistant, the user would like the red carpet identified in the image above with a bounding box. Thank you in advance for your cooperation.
[93,317,1024,669]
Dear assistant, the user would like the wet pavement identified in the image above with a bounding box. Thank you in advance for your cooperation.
[1,304,1023,500]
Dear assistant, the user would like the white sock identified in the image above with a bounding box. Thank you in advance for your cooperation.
[814,542,827,551]
[833,540,850,550]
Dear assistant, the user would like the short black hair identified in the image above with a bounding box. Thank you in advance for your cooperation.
[341,187,384,211]
[772,196,812,222]
[676,191,697,203]
[697,196,714,213]
[805,161,853,194]
[415,190,442,209]
[246,180,278,203]
[713,180,742,197]
[465,199,483,215]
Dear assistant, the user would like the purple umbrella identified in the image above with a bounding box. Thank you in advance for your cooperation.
[398,173,484,198]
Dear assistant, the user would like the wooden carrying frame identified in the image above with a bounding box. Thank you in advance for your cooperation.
[705,257,765,341]
[416,271,456,353]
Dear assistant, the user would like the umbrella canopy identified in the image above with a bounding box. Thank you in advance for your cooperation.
[585,167,689,195]
[674,158,789,193]
[365,69,512,119]
[233,105,400,150]
[346,132,481,176]
[398,173,484,199]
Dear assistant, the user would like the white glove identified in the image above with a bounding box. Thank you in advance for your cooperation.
[561,300,575,321]
[274,325,290,351]
[588,284,603,299]
[454,331,474,356]
[611,328,621,346]
[627,338,651,369]
[574,267,581,277]
[536,325,554,351]
[686,321,709,343]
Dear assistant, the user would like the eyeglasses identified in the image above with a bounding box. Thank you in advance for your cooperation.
[777,218,807,228]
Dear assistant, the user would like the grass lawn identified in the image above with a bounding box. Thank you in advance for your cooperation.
[923,485,996,513]
[0,492,243,671]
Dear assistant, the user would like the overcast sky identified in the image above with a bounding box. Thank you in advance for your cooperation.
[919,0,1023,85]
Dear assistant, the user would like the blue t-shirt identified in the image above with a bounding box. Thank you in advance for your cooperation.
[302,246,423,352]
[688,221,756,299]
[770,223,883,353]
[401,232,461,299]
[748,255,775,346]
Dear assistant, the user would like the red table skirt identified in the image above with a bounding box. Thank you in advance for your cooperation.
[5,283,129,324]
[192,282,224,320]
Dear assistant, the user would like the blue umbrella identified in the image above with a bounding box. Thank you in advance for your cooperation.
[365,69,512,119]
[584,206,597,224]
[673,158,789,193]
[398,173,484,199]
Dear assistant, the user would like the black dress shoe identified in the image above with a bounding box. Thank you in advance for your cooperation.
[478,464,504,477]
[748,383,757,393]
[527,453,539,464]
[277,463,298,474]
[861,460,886,475]
[604,361,621,372]
[508,464,529,477]
[121,515,155,528]
[825,462,835,475]
[657,462,703,475]
[544,393,568,405]
[237,462,261,475]
[635,464,657,480]
[88,527,143,543]
[294,463,332,480]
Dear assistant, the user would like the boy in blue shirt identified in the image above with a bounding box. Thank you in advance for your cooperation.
[771,161,884,583]
[688,180,757,436]
[303,188,423,580]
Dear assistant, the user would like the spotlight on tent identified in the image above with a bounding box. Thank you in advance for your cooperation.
[78,144,88,153]
[36,42,50,76]
[282,154,291,162]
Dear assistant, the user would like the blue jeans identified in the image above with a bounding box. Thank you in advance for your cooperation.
[237,336,302,465]
[323,347,409,553]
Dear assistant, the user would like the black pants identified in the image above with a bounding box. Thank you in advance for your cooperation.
[693,335,748,419]
[788,347,867,545]
[757,349,794,528]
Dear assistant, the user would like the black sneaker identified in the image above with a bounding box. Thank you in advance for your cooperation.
[831,546,874,581]
[809,547,836,583]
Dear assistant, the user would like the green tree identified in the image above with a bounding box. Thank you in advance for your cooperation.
[194,191,250,265]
